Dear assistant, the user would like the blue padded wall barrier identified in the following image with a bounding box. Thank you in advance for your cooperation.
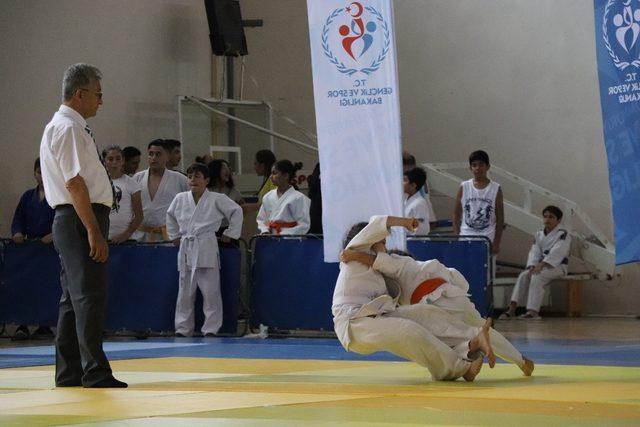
[0,241,241,334]
[0,241,61,326]
[407,237,491,317]
[250,236,491,331]
[250,236,338,331]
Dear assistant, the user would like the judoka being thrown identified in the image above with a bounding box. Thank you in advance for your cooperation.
[332,215,495,381]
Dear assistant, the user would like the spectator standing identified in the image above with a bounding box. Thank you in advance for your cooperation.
[255,149,277,202]
[257,160,310,235]
[403,167,432,235]
[207,159,245,205]
[122,146,141,176]
[307,162,323,234]
[133,140,187,242]
[102,145,143,243]
[165,139,182,172]
[453,150,504,255]
[166,163,243,337]
[402,150,437,228]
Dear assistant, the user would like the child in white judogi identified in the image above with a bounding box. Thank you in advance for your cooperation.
[341,246,534,376]
[333,215,495,382]
[166,163,243,337]
[500,205,571,320]
[257,159,310,235]
[403,167,434,235]
[135,168,187,241]
[134,140,188,242]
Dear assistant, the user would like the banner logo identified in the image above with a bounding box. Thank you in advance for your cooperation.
[603,0,640,70]
[322,2,390,76]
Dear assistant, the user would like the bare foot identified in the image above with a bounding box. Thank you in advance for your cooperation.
[463,357,483,382]
[471,318,496,368]
[521,357,534,376]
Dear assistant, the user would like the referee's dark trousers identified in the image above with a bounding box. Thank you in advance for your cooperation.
[53,203,113,386]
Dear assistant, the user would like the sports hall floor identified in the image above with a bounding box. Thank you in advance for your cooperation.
[1,318,639,426]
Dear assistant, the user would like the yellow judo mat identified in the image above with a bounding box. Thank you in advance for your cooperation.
[1,357,639,426]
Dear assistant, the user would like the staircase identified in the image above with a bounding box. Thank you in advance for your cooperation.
[423,162,616,281]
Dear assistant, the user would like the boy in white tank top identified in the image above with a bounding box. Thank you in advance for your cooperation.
[453,150,504,254]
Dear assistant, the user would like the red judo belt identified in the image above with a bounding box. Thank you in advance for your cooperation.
[410,277,447,304]
[267,221,298,234]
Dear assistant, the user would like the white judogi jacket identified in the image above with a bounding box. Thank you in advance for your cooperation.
[332,216,397,349]
[135,168,188,228]
[404,192,433,235]
[257,187,310,235]
[166,191,243,278]
[373,253,470,306]
[526,225,571,272]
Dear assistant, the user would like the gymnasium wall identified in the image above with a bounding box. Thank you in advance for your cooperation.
[1,0,637,315]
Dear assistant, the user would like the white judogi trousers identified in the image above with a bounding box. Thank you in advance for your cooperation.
[428,296,524,368]
[510,266,565,312]
[344,304,480,381]
[175,267,222,336]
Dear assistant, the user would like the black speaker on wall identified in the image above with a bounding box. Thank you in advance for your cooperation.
[204,0,248,56]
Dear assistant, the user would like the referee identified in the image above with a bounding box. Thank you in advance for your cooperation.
[39,64,126,388]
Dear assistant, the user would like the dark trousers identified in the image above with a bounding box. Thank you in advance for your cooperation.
[53,203,113,386]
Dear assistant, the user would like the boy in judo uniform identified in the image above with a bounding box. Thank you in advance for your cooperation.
[167,163,243,337]
[403,167,434,235]
[333,215,495,382]
[341,242,534,376]
[135,140,188,242]
[499,205,571,320]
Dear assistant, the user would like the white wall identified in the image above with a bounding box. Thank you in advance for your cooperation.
[238,0,639,315]
[1,0,637,315]
[0,0,211,232]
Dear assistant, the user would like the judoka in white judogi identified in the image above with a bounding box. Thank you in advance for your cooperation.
[134,168,188,241]
[167,190,243,336]
[371,252,527,370]
[257,187,310,235]
[404,192,433,235]
[510,225,571,313]
[333,215,485,381]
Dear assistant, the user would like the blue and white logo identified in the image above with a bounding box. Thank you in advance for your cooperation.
[603,0,640,70]
[322,2,390,76]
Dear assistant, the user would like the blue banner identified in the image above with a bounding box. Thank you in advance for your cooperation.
[594,0,640,265]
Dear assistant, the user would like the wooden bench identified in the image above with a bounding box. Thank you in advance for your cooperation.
[493,272,591,317]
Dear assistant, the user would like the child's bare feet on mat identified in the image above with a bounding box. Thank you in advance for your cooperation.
[469,318,496,368]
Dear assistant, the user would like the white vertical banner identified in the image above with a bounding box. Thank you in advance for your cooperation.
[307,0,404,262]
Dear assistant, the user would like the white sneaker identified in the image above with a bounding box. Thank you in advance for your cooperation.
[518,313,541,320]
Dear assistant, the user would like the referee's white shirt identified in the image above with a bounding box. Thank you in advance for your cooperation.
[39,104,112,209]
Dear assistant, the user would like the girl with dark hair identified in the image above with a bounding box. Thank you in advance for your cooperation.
[243,149,277,215]
[254,149,277,202]
[256,160,310,235]
[208,159,245,206]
